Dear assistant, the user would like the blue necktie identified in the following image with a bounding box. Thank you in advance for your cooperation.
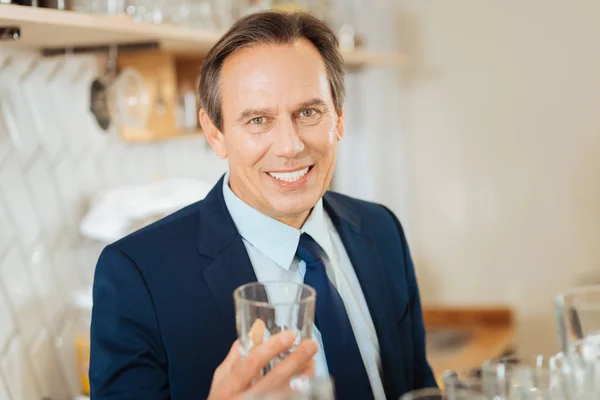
[296,233,373,400]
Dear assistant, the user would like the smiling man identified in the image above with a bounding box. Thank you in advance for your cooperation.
[89,11,436,400]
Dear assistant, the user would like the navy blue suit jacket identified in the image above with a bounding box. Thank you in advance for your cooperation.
[89,176,437,400]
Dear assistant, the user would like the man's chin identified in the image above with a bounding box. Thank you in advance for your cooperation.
[266,194,320,226]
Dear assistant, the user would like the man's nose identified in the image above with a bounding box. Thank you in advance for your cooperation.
[273,118,305,158]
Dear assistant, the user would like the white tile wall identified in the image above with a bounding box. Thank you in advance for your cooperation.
[0,246,44,347]
[0,374,11,400]
[1,336,42,400]
[0,155,43,252]
[0,47,227,399]
[0,286,15,354]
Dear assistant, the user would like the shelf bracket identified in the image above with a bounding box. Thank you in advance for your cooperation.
[0,26,21,41]
[40,41,160,57]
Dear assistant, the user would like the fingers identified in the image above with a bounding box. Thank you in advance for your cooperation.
[219,339,242,372]
[250,339,318,394]
[299,359,316,377]
[227,330,298,393]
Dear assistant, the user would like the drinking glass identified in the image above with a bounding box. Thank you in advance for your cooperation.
[550,336,600,400]
[481,355,567,399]
[555,285,600,353]
[398,387,485,400]
[234,281,316,375]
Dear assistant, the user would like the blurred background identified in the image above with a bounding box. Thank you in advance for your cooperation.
[1,0,600,399]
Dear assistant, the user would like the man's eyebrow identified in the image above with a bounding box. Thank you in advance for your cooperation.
[296,98,327,109]
[236,98,328,123]
[236,108,274,123]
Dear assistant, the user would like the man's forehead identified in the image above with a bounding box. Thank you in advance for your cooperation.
[219,40,331,109]
[221,41,326,84]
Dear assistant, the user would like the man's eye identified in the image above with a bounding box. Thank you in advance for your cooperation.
[299,109,317,118]
[250,117,267,125]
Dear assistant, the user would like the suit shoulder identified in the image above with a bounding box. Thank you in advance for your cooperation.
[325,191,399,226]
[109,199,204,255]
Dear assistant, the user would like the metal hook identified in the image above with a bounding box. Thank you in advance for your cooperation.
[108,45,118,70]
[102,44,120,81]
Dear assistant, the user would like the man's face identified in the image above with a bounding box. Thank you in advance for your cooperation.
[202,39,344,227]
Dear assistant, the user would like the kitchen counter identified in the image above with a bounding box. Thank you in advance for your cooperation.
[423,307,515,386]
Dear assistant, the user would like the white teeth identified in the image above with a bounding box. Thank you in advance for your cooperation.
[268,167,310,183]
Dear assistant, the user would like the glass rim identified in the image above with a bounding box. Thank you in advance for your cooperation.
[399,387,442,399]
[556,284,600,299]
[556,334,600,356]
[481,353,556,370]
[234,281,316,308]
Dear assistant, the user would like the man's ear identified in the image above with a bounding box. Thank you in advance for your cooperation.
[335,107,345,141]
[199,109,227,159]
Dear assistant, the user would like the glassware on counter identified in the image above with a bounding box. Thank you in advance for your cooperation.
[555,285,600,353]
[480,354,572,400]
[550,336,600,400]
[399,387,485,400]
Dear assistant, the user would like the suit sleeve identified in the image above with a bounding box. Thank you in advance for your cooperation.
[383,206,438,390]
[89,245,170,400]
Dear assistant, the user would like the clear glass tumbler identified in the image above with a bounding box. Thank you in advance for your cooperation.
[399,387,485,400]
[234,281,316,375]
[481,355,568,400]
[555,285,600,353]
[550,336,600,400]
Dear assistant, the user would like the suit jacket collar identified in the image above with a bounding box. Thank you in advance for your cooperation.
[322,191,361,233]
[197,174,362,259]
[197,175,239,258]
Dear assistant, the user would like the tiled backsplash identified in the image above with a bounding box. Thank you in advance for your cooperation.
[0,48,227,399]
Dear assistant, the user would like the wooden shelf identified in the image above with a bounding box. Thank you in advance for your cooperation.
[423,307,516,387]
[0,4,407,69]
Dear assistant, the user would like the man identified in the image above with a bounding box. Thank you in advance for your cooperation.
[89,10,436,400]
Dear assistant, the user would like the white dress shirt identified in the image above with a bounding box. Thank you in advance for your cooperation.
[222,172,386,400]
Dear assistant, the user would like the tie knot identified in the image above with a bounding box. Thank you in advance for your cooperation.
[296,233,322,266]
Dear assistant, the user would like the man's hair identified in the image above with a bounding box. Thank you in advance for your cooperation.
[198,11,346,132]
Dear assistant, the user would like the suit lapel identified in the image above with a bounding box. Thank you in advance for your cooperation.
[323,192,403,398]
[197,175,258,341]
[202,237,257,341]
[323,193,390,337]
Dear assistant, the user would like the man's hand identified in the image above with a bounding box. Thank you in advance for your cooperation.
[208,330,318,400]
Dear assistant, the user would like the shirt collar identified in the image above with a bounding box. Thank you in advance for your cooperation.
[222,171,334,270]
